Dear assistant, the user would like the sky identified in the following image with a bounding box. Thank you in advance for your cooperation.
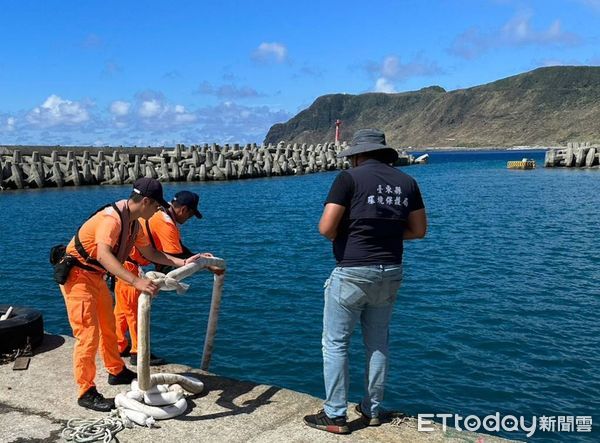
[0,0,599,147]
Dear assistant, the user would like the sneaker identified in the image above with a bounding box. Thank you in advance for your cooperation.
[303,409,350,434]
[130,353,166,366]
[119,343,131,357]
[355,403,381,426]
[77,387,115,412]
[107,366,136,385]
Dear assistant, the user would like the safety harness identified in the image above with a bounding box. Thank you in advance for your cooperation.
[145,207,193,260]
[73,200,140,273]
[142,207,193,274]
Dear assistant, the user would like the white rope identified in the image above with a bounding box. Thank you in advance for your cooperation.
[118,257,226,426]
[61,417,124,443]
[145,272,190,294]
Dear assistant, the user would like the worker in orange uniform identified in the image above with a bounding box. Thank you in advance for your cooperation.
[113,245,153,363]
[59,178,205,412]
[114,190,219,367]
[146,190,203,267]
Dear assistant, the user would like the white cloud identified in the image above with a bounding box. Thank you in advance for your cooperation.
[196,81,263,99]
[192,101,291,143]
[381,56,400,79]
[0,91,290,146]
[173,105,196,124]
[534,55,600,67]
[501,13,577,45]
[252,42,288,63]
[139,99,162,118]
[365,55,442,92]
[127,92,198,130]
[0,115,16,133]
[110,100,131,116]
[449,11,580,59]
[374,78,397,93]
[102,100,290,145]
[26,95,91,127]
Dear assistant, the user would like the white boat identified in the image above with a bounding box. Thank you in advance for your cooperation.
[415,153,429,164]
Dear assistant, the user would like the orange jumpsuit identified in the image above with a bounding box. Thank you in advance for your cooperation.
[60,206,150,397]
[146,208,185,255]
[113,247,150,355]
[113,208,184,355]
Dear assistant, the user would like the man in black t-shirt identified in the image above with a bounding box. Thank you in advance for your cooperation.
[304,129,427,434]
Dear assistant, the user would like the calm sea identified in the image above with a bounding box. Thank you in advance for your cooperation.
[0,150,598,442]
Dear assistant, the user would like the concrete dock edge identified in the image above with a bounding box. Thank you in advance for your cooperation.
[0,334,516,442]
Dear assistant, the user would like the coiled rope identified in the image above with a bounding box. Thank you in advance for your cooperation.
[62,258,227,436]
[61,417,124,443]
[116,257,226,425]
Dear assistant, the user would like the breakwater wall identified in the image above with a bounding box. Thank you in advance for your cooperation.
[0,142,417,190]
[544,142,600,168]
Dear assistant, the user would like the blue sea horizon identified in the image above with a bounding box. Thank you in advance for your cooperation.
[1,150,598,442]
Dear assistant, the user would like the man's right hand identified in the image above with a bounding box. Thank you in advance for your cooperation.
[183,252,212,265]
[133,277,159,295]
[188,252,224,275]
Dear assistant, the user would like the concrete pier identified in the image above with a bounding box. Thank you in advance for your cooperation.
[0,335,513,442]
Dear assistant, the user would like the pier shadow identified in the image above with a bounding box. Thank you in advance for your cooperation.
[34,334,65,355]
[176,371,281,421]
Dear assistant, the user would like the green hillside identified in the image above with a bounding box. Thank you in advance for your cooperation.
[265,66,600,147]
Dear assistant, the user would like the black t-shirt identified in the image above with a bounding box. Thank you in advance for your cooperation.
[325,159,424,266]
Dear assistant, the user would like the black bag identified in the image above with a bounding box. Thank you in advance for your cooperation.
[49,244,66,265]
[50,244,75,285]
[53,255,76,285]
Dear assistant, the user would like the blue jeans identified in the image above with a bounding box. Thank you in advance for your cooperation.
[322,265,403,418]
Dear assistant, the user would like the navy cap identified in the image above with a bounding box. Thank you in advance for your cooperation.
[133,177,169,208]
[173,191,202,219]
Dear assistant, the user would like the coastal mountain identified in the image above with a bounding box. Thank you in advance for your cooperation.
[265,66,600,147]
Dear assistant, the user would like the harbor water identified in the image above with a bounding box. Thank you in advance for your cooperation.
[0,150,598,442]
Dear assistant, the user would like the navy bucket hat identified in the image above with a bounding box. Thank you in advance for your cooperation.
[337,128,399,163]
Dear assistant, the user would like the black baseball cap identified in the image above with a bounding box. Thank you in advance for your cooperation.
[133,177,169,208]
[172,191,202,219]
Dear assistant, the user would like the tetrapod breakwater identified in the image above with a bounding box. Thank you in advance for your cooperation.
[0,142,419,190]
[544,142,600,168]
